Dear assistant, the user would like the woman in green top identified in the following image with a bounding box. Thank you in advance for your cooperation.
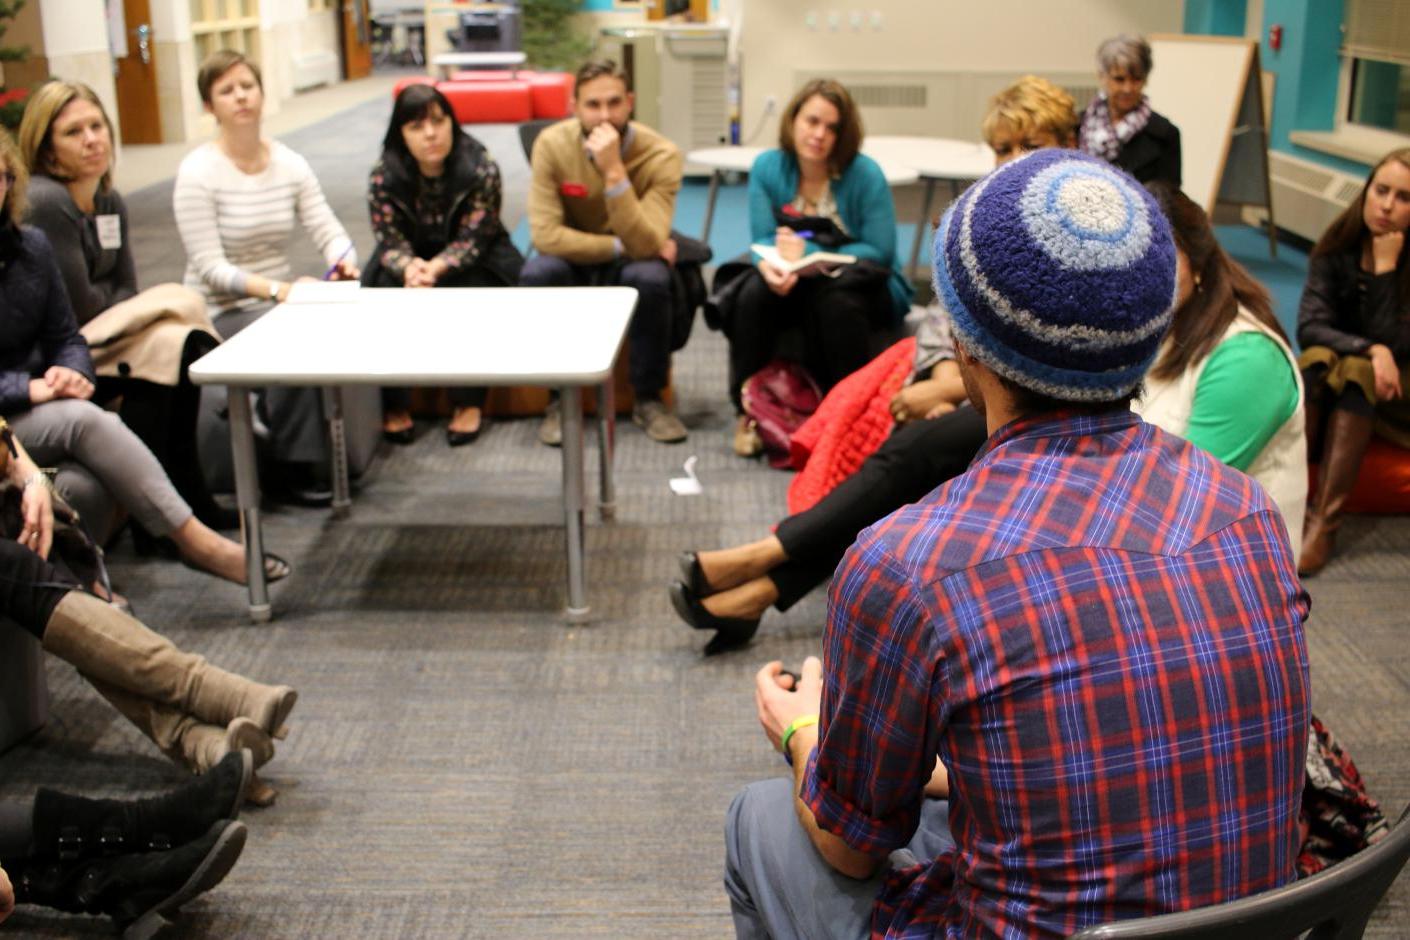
[1136,182,1307,558]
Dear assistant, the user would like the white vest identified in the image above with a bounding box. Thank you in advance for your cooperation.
[1134,308,1308,561]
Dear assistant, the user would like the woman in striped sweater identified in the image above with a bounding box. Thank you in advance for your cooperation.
[173,50,359,501]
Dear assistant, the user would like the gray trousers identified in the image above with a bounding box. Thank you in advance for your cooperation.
[9,398,191,538]
[724,777,955,940]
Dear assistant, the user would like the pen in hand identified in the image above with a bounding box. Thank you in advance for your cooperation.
[322,244,354,280]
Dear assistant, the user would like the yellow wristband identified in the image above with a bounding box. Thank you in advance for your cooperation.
[779,714,820,764]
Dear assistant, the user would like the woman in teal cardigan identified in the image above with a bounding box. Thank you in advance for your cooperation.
[728,79,910,456]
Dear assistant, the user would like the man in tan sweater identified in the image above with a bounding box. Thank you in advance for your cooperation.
[522,60,687,445]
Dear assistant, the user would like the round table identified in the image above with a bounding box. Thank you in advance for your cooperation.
[864,136,996,279]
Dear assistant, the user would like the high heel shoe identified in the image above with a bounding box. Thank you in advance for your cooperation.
[668,581,760,655]
[677,551,713,596]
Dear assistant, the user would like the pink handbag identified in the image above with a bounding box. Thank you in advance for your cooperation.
[741,360,822,469]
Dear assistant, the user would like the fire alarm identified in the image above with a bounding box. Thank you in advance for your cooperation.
[1269,24,1283,51]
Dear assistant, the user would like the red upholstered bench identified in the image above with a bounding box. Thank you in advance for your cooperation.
[1309,436,1410,514]
[526,71,572,119]
[449,69,518,82]
[394,71,573,123]
[438,79,533,124]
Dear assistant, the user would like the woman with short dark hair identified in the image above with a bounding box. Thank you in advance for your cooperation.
[365,83,523,446]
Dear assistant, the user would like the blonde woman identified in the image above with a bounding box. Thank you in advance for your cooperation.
[18,80,230,532]
[0,127,290,587]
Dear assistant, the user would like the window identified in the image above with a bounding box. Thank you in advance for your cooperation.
[1344,0,1410,133]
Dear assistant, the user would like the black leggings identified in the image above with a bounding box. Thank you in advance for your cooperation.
[0,538,73,640]
[769,404,988,610]
[727,269,891,412]
[96,330,221,520]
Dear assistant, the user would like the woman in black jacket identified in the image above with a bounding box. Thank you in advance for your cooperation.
[1296,147,1410,575]
[1078,34,1181,186]
[365,83,524,446]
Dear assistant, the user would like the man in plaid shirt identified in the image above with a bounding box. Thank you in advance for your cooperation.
[724,150,1310,939]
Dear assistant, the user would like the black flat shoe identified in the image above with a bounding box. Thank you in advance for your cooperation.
[677,551,712,596]
[382,426,415,445]
[668,580,760,655]
[446,425,482,447]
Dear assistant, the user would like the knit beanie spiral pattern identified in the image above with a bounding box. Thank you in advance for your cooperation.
[933,149,1177,401]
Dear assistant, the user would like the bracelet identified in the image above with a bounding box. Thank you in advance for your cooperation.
[779,714,820,765]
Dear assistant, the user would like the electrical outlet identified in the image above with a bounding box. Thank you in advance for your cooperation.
[763,94,778,113]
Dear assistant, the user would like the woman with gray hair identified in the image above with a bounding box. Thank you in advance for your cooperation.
[1079,33,1181,185]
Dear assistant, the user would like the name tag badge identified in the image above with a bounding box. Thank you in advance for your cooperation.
[96,214,122,250]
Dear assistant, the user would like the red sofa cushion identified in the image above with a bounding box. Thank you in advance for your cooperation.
[528,72,573,119]
[437,80,534,124]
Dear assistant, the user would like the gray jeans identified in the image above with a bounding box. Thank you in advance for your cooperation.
[9,398,191,537]
[724,777,955,940]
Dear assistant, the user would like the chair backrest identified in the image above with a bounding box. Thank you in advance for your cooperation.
[518,118,556,163]
[1070,804,1410,939]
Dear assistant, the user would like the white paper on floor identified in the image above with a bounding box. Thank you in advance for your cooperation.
[669,455,702,495]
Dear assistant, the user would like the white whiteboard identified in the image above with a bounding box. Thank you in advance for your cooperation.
[1143,34,1261,212]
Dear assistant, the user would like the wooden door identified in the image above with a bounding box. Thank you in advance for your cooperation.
[340,0,373,80]
[113,0,163,143]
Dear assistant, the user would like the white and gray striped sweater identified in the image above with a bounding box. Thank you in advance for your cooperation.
[173,140,355,315]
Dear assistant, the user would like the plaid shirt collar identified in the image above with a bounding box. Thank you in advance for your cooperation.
[972,407,1141,463]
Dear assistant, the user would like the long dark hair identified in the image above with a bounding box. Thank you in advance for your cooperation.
[1145,181,1288,381]
[382,84,464,175]
[1312,147,1410,308]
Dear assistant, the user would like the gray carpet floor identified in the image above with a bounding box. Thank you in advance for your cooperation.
[1,96,1407,938]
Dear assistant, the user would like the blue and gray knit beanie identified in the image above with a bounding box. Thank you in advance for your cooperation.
[933,148,1176,402]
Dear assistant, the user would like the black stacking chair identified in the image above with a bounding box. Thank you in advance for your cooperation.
[1070,803,1410,939]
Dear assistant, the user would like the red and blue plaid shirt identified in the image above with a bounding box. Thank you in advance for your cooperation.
[801,409,1310,939]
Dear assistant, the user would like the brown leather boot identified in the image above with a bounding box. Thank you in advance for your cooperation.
[83,678,275,773]
[40,592,297,736]
[1299,407,1375,577]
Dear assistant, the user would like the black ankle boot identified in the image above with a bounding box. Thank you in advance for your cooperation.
[33,750,251,861]
[11,819,247,939]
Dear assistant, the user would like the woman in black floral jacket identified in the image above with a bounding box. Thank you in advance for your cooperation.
[365,83,523,446]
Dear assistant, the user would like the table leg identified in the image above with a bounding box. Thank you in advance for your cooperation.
[701,169,722,244]
[597,376,616,521]
[560,386,589,623]
[228,388,270,623]
[908,178,937,283]
[321,386,351,517]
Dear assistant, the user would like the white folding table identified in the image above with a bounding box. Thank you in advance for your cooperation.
[189,286,637,624]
